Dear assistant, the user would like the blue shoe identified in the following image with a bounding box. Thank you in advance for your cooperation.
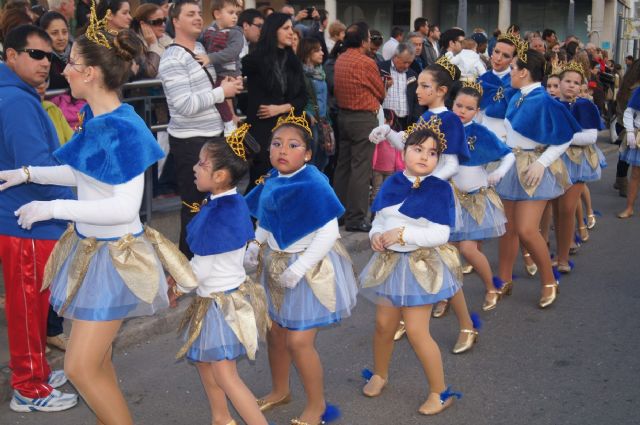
[48,370,68,389]
[9,389,78,412]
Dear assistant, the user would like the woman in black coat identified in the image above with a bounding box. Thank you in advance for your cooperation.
[242,12,307,189]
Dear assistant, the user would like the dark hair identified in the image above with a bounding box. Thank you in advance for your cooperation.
[453,85,482,107]
[0,8,32,41]
[617,59,640,112]
[238,8,262,27]
[369,29,383,48]
[626,55,634,61]
[298,36,321,63]
[507,24,520,33]
[404,128,443,157]
[515,49,546,82]
[131,3,160,33]
[317,9,328,24]
[75,29,142,90]
[39,11,68,32]
[565,40,579,59]
[344,21,369,49]
[439,28,464,51]
[4,24,50,52]
[169,0,198,23]
[542,28,555,39]
[427,24,439,37]
[272,123,313,150]
[96,0,129,20]
[256,12,293,58]
[390,26,403,39]
[414,17,428,32]
[202,135,260,187]
[424,61,461,89]
[329,39,345,58]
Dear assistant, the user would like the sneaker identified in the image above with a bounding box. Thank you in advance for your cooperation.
[48,370,68,389]
[223,121,237,137]
[47,333,68,351]
[9,389,78,412]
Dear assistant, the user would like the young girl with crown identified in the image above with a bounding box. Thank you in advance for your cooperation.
[168,124,270,425]
[359,123,463,415]
[617,80,640,218]
[244,109,356,425]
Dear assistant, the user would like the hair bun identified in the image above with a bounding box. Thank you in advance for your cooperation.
[243,131,261,158]
[112,29,142,62]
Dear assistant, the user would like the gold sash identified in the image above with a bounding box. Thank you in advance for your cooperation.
[513,148,570,197]
[565,145,599,170]
[453,185,504,225]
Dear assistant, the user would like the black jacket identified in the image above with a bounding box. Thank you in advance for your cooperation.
[423,38,440,67]
[378,60,424,124]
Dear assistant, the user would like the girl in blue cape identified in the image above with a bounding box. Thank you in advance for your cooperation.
[551,63,605,273]
[618,84,640,218]
[494,47,581,309]
[244,110,356,425]
[449,82,515,319]
[168,125,270,425]
[359,126,463,416]
[0,28,194,423]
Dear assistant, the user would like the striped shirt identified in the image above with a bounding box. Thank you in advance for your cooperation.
[159,42,225,138]
[382,62,408,117]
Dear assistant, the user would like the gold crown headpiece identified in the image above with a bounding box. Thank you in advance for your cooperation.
[403,115,448,153]
[516,39,529,64]
[497,30,521,47]
[225,123,251,161]
[272,108,312,136]
[462,79,483,96]
[561,61,586,80]
[550,61,565,77]
[435,55,457,80]
[86,0,112,49]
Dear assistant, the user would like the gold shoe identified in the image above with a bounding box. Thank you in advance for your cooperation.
[525,262,538,277]
[538,282,559,309]
[226,421,238,425]
[432,300,449,318]
[362,373,387,397]
[578,226,589,242]
[257,393,292,412]
[557,263,572,273]
[452,329,478,354]
[500,280,513,297]
[290,420,311,425]
[586,213,596,229]
[482,290,501,311]
[418,392,455,415]
[462,264,474,274]
[393,321,406,341]
[617,210,634,219]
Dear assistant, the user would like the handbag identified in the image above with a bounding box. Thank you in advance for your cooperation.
[306,75,336,155]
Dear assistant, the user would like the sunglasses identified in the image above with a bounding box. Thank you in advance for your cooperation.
[146,18,165,26]
[15,48,52,61]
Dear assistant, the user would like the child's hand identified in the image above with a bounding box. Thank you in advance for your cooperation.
[524,161,545,187]
[167,276,179,308]
[380,228,403,248]
[369,124,390,144]
[371,232,385,252]
[195,54,210,67]
[279,267,303,289]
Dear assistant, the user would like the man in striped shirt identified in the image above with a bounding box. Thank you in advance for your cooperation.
[159,0,242,257]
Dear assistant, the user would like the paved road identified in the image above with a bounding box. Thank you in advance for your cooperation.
[1,149,639,425]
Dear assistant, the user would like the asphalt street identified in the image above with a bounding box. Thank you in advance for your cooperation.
[1,148,639,425]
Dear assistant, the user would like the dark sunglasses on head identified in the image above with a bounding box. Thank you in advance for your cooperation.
[146,18,166,26]
[15,48,52,61]
[371,36,383,41]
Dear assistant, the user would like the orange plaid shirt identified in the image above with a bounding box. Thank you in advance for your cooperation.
[334,48,386,113]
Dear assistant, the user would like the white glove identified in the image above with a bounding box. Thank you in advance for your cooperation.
[487,170,504,186]
[386,130,406,150]
[243,242,260,269]
[627,131,637,149]
[279,267,303,289]
[369,124,391,144]
[0,168,29,191]
[15,201,55,230]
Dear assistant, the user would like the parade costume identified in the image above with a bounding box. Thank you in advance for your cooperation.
[478,69,518,140]
[450,122,514,241]
[175,189,269,362]
[246,165,358,330]
[359,172,463,307]
[34,103,196,321]
[621,87,640,167]
[495,83,582,200]
[560,97,606,182]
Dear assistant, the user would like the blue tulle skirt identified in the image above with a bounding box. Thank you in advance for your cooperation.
[562,147,605,183]
[496,161,566,201]
[184,294,247,362]
[260,248,358,330]
[449,190,507,242]
[620,146,640,166]
[50,238,169,321]
[359,251,462,307]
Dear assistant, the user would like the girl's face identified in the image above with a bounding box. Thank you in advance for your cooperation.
[559,71,582,101]
[309,46,323,65]
[403,137,439,177]
[192,147,229,193]
[270,126,311,174]
[277,20,294,49]
[452,93,479,124]
[45,19,69,54]
[108,2,132,30]
[63,44,89,99]
[509,60,529,89]
[580,84,589,98]
[147,9,166,39]
[416,71,446,109]
[546,76,560,97]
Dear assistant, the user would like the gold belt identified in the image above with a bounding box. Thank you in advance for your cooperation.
[512,148,570,196]
[453,185,504,225]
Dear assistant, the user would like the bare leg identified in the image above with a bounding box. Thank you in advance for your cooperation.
[448,290,473,331]
[195,363,234,425]
[260,322,292,403]
[540,202,552,244]
[65,320,132,425]
[498,200,518,282]
[620,166,640,214]
[459,240,494,293]
[372,305,401,380]
[287,328,325,424]
[556,183,584,266]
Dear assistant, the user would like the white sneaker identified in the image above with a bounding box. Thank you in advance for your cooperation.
[48,370,68,389]
[9,389,78,412]
[223,121,237,137]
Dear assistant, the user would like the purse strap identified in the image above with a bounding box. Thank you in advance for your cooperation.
[169,43,216,89]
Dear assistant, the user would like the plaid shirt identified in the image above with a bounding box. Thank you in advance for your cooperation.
[334,48,385,112]
[382,62,408,117]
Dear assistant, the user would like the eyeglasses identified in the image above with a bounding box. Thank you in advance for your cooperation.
[250,21,263,29]
[15,48,52,62]
[146,18,165,26]
[371,35,383,41]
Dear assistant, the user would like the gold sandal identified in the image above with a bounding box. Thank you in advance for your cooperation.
[539,282,559,309]
[257,393,292,412]
[432,300,449,318]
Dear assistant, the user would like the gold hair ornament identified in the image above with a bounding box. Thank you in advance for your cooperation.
[561,61,586,80]
[516,39,528,64]
[550,61,565,76]
[225,123,251,161]
[272,108,312,136]
[403,115,448,153]
[497,30,521,48]
[435,55,457,80]
[86,0,112,49]
[462,79,483,96]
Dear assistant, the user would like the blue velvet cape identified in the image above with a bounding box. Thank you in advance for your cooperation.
[506,87,581,145]
[419,110,471,161]
[54,103,165,184]
[186,193,255,256]
[479,72,518,119]
[560,98,604,130]
[245,165,345,249]
[371,172,455,227]
[629,87,640,109]
[460,122,512,166]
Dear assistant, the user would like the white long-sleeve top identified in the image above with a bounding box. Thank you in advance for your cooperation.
[29,165,144,239]
[476,68,511,141]
[449,49,486,80]
[623,106,640,132]
[254,165,340,277]
[570,129,598,146]
[370,173,450,252]
[176,188,247,296]
[504,83,570,168]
